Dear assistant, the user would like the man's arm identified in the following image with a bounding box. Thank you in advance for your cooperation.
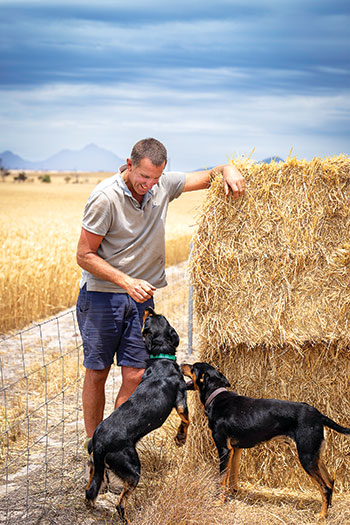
[183,164,245,199]
[76,228,156,303]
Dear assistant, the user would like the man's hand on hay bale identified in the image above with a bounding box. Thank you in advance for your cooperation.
[221,164,246,198]
[183,164,245,199]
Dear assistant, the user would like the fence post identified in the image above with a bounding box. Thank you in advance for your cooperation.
[188,242,193,355]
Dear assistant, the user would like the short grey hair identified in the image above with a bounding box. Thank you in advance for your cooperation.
[130,138,167,167]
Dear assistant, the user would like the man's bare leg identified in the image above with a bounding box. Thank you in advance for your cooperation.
[83,366,110,437]
[114,366,145,409]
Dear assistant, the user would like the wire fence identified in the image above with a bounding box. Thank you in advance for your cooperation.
[0,264,194,524]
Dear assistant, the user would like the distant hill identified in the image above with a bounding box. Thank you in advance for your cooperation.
[260,156,284,164]
[196,157,285,170]
[0,151,29,169]
[0,143,124,171]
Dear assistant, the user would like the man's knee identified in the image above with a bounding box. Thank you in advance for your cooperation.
[121,366,145,386]
[84,367,111,388]
[114,366,145,409]
[120,366,145,395]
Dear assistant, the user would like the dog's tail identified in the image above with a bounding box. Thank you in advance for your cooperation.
[86,457,105,504]
[321,413,350,435]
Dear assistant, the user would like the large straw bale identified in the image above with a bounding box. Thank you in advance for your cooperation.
[189,155,350,492]
[190,155,350,349]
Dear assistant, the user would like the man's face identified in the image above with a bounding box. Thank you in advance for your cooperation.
[125,157,165,199]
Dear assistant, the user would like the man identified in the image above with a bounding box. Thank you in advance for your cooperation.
[76,138,245,441]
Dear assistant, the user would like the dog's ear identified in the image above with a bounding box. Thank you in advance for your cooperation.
[169,326,179,347]
[218,370,231,387]
[208,366,231,387]
[143,332,152,351]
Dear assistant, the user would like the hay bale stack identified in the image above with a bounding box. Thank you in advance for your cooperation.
[189,155,350,491]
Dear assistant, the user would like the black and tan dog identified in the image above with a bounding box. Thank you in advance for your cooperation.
[182,361,350,518]
[86,308,189,523]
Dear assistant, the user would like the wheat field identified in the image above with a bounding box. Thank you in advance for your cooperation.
[0,174,204,334]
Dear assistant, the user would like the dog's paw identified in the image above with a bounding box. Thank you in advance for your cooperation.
[85,497,96,509]
[116,504,130,524]
[174,432,186,447]
[213,490,229,507]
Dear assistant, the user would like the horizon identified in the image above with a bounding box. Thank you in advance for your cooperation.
[1,1,349,171]
[0,143,287,171]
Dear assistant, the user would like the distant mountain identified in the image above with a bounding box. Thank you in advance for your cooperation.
[195,157,285,170]
[0,150,31,169]
[0,143,124,171]
[260,156,284,164]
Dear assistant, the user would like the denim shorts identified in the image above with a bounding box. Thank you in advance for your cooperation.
[76,285,154,370]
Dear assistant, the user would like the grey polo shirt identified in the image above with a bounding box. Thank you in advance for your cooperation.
[80,170,186,292]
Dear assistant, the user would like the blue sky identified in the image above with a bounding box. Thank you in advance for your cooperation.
[1,0,349,170]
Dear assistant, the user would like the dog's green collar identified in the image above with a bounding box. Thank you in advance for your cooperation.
[150,354,176,361]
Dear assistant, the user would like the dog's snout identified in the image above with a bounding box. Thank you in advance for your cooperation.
[181,364,196,391]
[181,364,192,376]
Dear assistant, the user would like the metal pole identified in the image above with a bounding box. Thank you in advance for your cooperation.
[188,242,193,355]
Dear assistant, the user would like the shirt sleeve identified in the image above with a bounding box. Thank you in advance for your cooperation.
[81,191,113,236]
[161,171,186,201]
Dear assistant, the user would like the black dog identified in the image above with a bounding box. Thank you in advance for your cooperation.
[86,308,189,523]
[182,361,350,518]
